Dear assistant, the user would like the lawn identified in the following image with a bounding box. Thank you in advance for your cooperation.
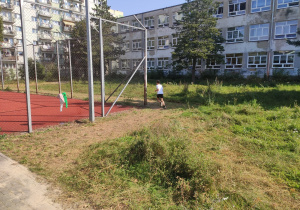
[0,79,299,209]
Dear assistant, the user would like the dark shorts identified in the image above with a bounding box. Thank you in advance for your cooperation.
[157,94,163,99]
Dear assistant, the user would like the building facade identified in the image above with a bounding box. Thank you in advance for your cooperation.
[0,0,121,78]
[117,0,300,77]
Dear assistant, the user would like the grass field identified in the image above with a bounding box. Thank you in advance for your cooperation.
[0,79,300,209]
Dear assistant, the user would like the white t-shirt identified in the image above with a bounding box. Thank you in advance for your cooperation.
[156,84,163,94]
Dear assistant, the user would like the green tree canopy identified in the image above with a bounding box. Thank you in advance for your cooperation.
[172,0,224,83]
[70,0,124,80]
[287,29,300,56]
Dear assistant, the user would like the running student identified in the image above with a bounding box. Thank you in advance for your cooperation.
[155,80,166,109]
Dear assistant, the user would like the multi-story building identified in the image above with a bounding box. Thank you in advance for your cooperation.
[0,0,122,78]
[117,0,300,77]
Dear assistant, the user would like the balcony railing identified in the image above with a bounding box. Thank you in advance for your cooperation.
[62,4,70,9]
[63,26,72,32]
[38,22,53,29]
[72,0,84,3]
[0,2,14,10]
[39,33,52,40]
[40,45,55,51]
[72,6,80,12]
[63,15,74,22]
[1,42,14,48]
[2,16,14,23]
[41,57,53,62]
[38,0,51,5]
[38,10,52,17]
[2,56,16,61]
[3,29,16,36]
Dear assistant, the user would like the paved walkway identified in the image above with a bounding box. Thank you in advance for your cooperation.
[0,152,62,210]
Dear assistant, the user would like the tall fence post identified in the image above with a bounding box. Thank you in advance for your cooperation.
[68,40,73,98]
[20,0,32,133]
[56,41,61,93]
[85,0,95,122]
[99,18,105,117]
[15,45,20,92]
[33,44,38,94]
[144,29,148,105]
[0,51,3,90]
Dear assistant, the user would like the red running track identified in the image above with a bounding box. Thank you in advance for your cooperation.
[0,91,131,134]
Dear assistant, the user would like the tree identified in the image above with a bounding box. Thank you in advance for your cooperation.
[287,29,300,56]
[19,58,46,80]
[172,0,225,83]
[70,0,125,80]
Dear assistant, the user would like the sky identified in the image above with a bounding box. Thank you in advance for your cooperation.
[108,0,186,16]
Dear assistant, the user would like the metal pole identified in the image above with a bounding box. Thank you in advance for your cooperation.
[0,51,3,90]
[15,46,20,92]
[68,40,73,98]
[20,0,32,133]
[56,41,61,93]
[85,0,95,122]
[99,18,105,117]
[144,29,148,105]
[33,45,38,93]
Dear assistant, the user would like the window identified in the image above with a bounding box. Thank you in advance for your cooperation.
[122,41,130,51]
[53,21,60,26]
[15,27,22,32]
[275,20,298,39]
[147,38,155,50]
[52,0,59,3]
[157,58,169,69]
[15,14,21,19]
[229,0,246,16]
[277,0,299,8]
[158,36,169,49]
[32,16,37,22]
[18,52,23,56]
[121,60,130,69]
[172,34,179,47]
[52,9,60,14]
[133,59,142,70]
[147,58,155,69]
[120,21,129,32]
[248,52,267,68]
[251,0,271,12]
[53,32,60,37]
[249,24,269,41]
[173,12,183,25]
[206,59,221,69]
[32,29,38,33]
[17,39,22,45]
[213,3,224,18]
[33,41,37,45]
[273,51,294,68]
[14,1,20,6]
[144,16,154,29]
[132,39,141,51]
[227,26,244,42]
[132,19,141,30]
[225,53,243,68]
[158,15,169,27]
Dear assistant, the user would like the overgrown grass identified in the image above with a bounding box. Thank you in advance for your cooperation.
[0,80,299,209]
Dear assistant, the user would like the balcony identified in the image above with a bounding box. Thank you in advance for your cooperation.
[63,26,72,32]
[38,0,51,5]
[3,29,16,36]
[38,10,52,18]
[72,0,84,3]
[72,7,80,12]
[38,22,53,29]
[40,45,55,52]
[2,56,16,61]
[1,42,14,48]
[39,33,52,40]
[0,2,14,10]
[62,4,70,9]
[41,57,53,62]
[63,15,74,22]
[2,16,14,23]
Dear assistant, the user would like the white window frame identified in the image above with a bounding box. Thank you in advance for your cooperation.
[248,52,267,68]
[121,59,130,69]
[172,34,179,47]
[173,12,183,25]
[277,0,299,9]
[147,38,155,50]
[251,0,271,13]
[132,39,141,51]
[122,41,130,51]
[206,59,221,69]
[273,51,294,68]
[133,59,142,70]
[157,57,169,69]
[213,3,224,18]
[132,19,141,30]
[229,0,246,16]
[227,26,244,43]
[158,15,169,27]
[275,20,298,39]
[147,58,155,70]
[158,36,169,49]
[120,21,129,32]
[225,53,243,69]
[249,23,269,41]
[144,16,154,29]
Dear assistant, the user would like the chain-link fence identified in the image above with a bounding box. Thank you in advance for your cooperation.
[0,0,147,133]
